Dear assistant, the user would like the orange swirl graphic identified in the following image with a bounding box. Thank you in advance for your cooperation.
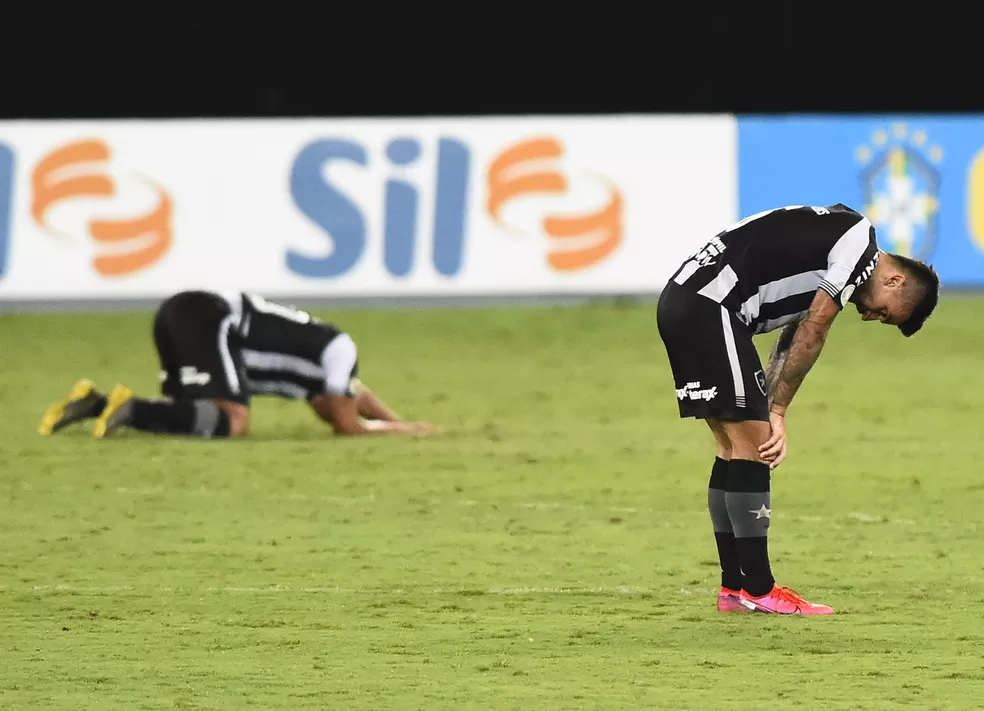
[90,189,172,276]
[487,137,622,271]
[488,138,567,221]
[33,140,114,231]
[544,189,622,271]
[31,139,172,276]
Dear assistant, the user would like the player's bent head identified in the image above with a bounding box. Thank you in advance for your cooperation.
[889,253,940,337]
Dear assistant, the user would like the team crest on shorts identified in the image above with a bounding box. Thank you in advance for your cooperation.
[753,370,767,397]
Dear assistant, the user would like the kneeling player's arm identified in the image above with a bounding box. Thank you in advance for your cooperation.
[308,393,418,436]
[769,290,840,416]
[351,379,403,422]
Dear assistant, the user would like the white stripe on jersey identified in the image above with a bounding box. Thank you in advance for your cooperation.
[245,379,310,399]
[216,291,244,318]
[217,313,242,394]
[673,260,702,286]
[819,218,873,300]
[697,265,739,302]
[242,349,325,380]
[739,269,825,325]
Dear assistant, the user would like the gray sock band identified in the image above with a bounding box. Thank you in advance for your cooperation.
[708,489,733,533]
[192,400,222,438]
[708,457,732,532]
[726,491,771,538]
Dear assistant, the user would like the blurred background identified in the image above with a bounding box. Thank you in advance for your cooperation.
[1,1,981,308]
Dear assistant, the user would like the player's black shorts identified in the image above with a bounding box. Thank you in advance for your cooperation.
[656,281,768,422]
[153,291,249,405]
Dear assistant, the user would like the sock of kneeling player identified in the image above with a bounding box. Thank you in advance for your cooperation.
[129,399,231,438]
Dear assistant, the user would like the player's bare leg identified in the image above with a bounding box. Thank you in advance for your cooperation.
[707,419,732,459]
[705,419,744,612]
[717,419,833,615]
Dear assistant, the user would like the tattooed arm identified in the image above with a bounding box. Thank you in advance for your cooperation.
[758,291,840,469]
[764,322,799,405]
[768,290,841,417]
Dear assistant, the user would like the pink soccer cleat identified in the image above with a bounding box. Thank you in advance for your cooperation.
[739,584,834,615]
[717,587,746,612]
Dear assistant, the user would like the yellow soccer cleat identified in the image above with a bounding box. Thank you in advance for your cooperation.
[38,379,105,435]
[93,385,136,438]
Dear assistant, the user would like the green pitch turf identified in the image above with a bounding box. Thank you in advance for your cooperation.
[2,296,984,710]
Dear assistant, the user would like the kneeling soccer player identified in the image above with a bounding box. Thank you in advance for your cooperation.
[38,290,439,439]
[656,204,939,614]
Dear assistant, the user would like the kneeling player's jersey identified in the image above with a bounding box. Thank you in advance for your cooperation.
[218,291,358,400]
[668,204,879,334]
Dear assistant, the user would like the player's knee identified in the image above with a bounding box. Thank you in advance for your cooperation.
[712,431,732,459]
[715,439,732,459]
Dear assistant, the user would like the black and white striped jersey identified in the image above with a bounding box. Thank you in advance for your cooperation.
[217,291,358,400]
[668,204,879,334]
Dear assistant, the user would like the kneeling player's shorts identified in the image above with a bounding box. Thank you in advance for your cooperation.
[656,281,768,422]
[153,291,249,405]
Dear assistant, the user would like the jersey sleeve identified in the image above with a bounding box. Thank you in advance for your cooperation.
[818,216,879,308]
[320,333,359,397]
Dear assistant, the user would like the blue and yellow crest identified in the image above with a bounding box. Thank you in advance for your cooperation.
[856,124,942,260]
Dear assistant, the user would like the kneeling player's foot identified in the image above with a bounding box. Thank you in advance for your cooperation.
[717,587,746,612]
[740,584,834,615]
[38,379,105,435]
[94,385,135,438]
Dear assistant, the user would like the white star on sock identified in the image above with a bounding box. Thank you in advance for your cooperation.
[749,505,771,520]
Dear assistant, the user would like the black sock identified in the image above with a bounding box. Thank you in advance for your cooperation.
[212,411,231,437]
[725,459,775,597]
[734,537,773,596]
[131,399,196,433]
[92,394,109,415]
[707,457,743,591]
[714,533,743,592]
[130,399,231,438]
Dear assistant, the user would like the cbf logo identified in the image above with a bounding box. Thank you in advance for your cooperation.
[855,123,942,261]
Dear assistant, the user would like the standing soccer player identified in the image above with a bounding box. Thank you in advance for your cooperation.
[38,290,439,439]
[656,204,939,614]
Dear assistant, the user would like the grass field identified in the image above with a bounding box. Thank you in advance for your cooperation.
[2,296,984,710]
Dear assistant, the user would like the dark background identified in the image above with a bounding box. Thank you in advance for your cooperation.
[2,1,977,119]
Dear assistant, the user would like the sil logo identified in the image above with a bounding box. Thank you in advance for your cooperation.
[288,134,622,279]
[31,138,172,277]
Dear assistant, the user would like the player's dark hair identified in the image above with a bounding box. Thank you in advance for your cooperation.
[890,253,940,337]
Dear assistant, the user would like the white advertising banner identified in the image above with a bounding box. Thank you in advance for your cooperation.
[0,115,737,300]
